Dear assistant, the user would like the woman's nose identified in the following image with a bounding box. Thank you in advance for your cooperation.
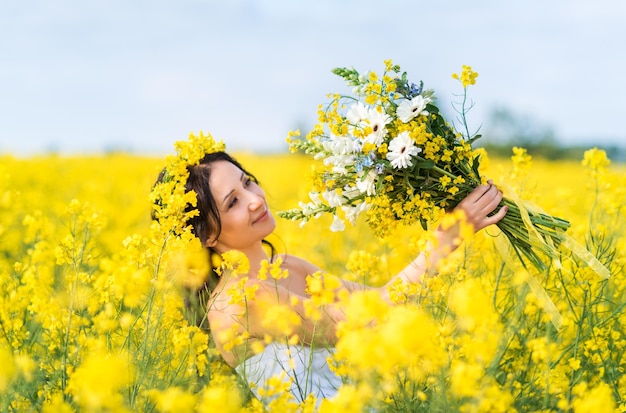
[247,192,264,210]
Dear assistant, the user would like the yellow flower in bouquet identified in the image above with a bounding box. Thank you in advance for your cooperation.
[279,60,600,276]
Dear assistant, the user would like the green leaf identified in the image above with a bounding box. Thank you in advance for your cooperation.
[426,103,440,114]
[420,217,428,231]
[415,160,435,169]
[471,155,482,178]
[468,133,482,144]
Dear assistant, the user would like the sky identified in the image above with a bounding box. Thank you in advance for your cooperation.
[1,0,625,157]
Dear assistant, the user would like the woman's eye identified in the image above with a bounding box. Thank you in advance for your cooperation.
[244,178,252,187]
[228,197,238,209]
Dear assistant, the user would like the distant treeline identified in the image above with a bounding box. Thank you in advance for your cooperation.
[475,107,625,162]
[477,141,626,163]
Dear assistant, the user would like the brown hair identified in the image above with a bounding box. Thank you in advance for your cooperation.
[153,151,276,327]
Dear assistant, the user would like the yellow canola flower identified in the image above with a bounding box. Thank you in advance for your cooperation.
[42,394,74,413]
[450,278,499,332]
[197,378,244,413]
[285,129,301,152]
[175,237,210,290]
[382,74,398,96]
[306,271,341,304]
[258,300,301,338]
[0,345,16,391]
[303,271,342,321]
[450,360,484,398]
[13,353,36,382]
[471,381,515,413]
[439,175,452,189]
[319,383,374,413]
[377,305,446,376]
[451,64,479,88]
[527,336,557,364]
[335,291,445,386]
[67,351,132,411]
[217,324,249,353]
[344,250,383,285]
[258,256,289,281]
[511,146,532,169]
[385,277,421,304]
[571,381,616,413]
[582,147,610,171]
[257,372,302,411]
[220,250,250,276]
[227,276,258,306]
[149,386,197,413]
[171,323,210,377]
[123,268,152,308]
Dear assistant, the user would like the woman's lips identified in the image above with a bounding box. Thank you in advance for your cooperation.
[252,210,268,224]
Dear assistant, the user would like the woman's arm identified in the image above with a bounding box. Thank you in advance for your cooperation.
[389,180,507,287]
[332,181,507,300]
[236,182,507,348]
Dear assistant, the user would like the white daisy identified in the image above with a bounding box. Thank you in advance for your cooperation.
[347,103,391,146]
[396,95,431,123]
[363,109,391,146]
[346,101,369,124]
[386,131,422,169]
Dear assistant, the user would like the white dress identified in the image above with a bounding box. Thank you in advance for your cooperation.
[236,342,342,406]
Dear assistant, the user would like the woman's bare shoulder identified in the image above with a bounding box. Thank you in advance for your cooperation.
[278,253,321,273]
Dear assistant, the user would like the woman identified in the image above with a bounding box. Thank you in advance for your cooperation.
[161,150,507,406]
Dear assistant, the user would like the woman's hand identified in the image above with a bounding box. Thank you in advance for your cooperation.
[455,180,508,232]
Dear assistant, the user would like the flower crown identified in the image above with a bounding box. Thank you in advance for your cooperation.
[150,131,226,237]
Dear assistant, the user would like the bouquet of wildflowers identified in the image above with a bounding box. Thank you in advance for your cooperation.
[279,61,572,274]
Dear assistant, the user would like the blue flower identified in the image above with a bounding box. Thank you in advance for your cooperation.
[408,82,422,96]
[355,154,374,172]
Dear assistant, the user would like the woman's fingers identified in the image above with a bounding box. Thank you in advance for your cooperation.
[456,180,508,231]
[482,204,508,228]
[461,182,493,205]
[479,184,504,215]
[494,203,509,222]
[459,182,499,211]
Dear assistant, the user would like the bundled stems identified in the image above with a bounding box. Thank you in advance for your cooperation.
[494,198,570,272]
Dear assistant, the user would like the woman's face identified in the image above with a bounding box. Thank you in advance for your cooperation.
[206,160,276,253]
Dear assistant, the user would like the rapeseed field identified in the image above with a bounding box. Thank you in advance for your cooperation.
[0,147,624,412]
